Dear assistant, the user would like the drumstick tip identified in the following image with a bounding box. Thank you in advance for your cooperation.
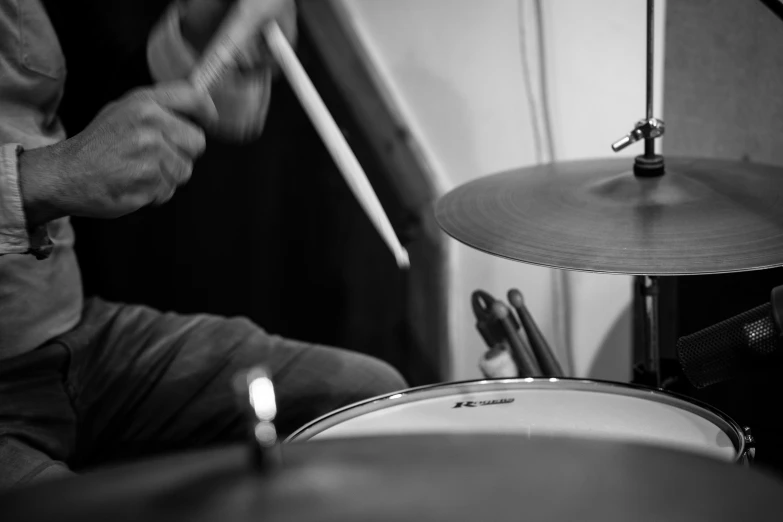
[508,289,524,307]
[396,248,411,270]
[265,20,410,272]
[490,300,510,319]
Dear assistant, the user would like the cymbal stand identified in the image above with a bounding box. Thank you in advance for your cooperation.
[639,276,661,387]
[611,0,665,173]
[611,0,665,387]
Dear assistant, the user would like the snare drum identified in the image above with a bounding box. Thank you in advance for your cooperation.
[287,379,754,464]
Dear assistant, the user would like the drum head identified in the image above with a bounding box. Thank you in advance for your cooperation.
[288,379,743,462]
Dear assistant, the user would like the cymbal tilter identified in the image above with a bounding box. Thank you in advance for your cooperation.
[611,118,665,153]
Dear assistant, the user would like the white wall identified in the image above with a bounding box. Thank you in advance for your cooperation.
[340,0,666,380]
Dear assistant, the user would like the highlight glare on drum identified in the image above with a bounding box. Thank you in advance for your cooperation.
[248,372,277,422]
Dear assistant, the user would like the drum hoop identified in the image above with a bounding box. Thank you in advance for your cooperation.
[286,378,747,460]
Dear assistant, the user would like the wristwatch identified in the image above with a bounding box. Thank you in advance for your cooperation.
[27,223,53,260]
[13,145,54,260]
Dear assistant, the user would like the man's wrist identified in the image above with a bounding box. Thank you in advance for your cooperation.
[18,146,66,229]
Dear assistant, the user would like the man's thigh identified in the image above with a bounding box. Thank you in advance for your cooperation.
[0,344,76,490]
[67,299,406,468]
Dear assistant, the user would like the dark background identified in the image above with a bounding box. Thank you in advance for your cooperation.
[40,0,433,385]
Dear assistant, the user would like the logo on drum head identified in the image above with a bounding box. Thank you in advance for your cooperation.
[453,398,515,408]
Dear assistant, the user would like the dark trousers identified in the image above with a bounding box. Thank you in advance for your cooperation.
[0,298,407,489]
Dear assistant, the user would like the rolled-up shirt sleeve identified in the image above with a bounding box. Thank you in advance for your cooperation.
[0,144,53,258]
[147,1,273,143]
[0,144,30,254]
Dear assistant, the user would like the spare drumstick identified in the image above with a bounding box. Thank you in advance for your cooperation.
[190,2,410,269]
[508,289,565,377]
[492,301,542,377]
[472,290,519,378]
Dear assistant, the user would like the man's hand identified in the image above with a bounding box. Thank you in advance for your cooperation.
[180,0,297,60]
[19,83,217,226]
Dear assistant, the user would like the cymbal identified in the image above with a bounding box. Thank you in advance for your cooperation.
[2,435,782,521]
[435,157,783,275]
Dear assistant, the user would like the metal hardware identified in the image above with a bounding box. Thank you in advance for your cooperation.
[743,426,756,465]
[233,366,281,471]
[640,275,661,388]
[612,118,665,152]
[611,0,667,179]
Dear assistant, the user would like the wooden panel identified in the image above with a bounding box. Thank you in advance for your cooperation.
[663,0,783,163]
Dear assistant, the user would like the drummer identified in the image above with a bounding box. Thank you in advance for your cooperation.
[0,0,406,489]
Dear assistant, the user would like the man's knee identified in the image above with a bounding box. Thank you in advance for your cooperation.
[215,317,409,399]
[199,316,409,409]
[206,315,268,347]
[342,351,408,403]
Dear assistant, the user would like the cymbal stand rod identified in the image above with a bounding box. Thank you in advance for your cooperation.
[641,275,661,387]
[610,0,664,176]
[644,0,655,158]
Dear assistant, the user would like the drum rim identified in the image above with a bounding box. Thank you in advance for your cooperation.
[285,377,748,461]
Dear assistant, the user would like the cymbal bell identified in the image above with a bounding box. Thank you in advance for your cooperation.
[435,157,783,275]
[1,435,782,522]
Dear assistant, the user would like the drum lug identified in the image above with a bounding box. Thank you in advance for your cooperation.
[742,426,756,465]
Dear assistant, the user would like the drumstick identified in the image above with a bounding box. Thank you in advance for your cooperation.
[492,301,542,377]
[190,0,267,91]
[508,289,564,377]
[263,23,410,269]
[190,2,410,269]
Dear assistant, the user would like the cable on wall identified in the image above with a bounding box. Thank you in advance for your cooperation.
[517,0,544,164]
[518,0,575,375]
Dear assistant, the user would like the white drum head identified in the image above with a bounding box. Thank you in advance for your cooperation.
[288,379,743,462]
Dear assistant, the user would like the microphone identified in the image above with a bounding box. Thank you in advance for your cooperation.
[676,285,783,389]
